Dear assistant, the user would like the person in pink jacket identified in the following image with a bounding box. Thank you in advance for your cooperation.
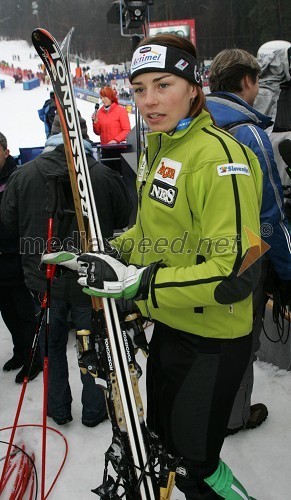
[93,87,131,173]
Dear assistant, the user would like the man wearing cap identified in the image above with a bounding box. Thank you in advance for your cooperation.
[1,114,132,426]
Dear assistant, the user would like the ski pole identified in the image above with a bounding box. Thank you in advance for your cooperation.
[0,234,55,495]
[0,287,51,494]
[41,175,58,500]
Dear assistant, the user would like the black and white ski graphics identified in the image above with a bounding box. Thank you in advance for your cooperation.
[31,27,157,499]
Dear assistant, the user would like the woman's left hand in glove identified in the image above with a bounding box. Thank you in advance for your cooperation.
[77,253,160,300]
[41,250,162,300]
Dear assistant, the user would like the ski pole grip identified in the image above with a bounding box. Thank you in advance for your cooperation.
[45,175,58,215]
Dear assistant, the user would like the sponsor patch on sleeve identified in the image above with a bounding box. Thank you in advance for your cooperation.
[217,163,250,176]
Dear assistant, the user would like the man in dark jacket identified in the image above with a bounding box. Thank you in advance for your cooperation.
[207,48,291,435]
[1,117,132,426]
[0,132,42,383]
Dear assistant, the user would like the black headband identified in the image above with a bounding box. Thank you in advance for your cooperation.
[130,43,202,86]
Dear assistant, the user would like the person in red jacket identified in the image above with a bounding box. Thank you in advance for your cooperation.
[93,86,131,173]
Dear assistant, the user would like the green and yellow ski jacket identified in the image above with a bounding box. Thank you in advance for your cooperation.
[114,109,263,339]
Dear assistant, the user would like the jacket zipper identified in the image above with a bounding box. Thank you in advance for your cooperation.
[138,135,162,319]
[138,134,162,263]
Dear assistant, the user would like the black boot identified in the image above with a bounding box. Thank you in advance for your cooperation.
[15,358,43,384]
[226,403,268,436]
[3,355,24,372]
[47,413,73,425]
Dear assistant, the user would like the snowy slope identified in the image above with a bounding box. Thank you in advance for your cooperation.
[1,39,291,500]
[0,39,134,157]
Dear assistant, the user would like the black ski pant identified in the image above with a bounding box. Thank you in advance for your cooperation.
[146,322,252,499]
[36,297,107,422]
[0,283,38,362]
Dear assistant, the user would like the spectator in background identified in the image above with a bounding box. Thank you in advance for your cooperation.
[0,132,42,384]
[1,117,132,426]
[206,48,291,436]
[38,90,57,138]
[93,86,131,173]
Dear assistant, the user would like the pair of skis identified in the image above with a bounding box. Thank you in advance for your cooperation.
[31,27,174,499]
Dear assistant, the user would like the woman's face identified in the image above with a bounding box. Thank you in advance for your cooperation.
[131,72,198,133]
[101,95,112,107]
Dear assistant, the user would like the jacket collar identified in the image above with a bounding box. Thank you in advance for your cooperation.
[0,155,17,182]
[147,108,213,144]
[145,109,213,166]
[43,132,93,155]
[206,91,272,130]
[101,102,117,113]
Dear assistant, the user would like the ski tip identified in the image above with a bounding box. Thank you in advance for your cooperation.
[31,30,40,44]
[32,27,49,38]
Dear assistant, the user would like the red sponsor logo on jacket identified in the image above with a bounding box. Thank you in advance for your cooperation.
[157,161,175,180]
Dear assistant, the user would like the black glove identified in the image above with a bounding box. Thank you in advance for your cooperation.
[78,253,162,301]
[42,250,164,301]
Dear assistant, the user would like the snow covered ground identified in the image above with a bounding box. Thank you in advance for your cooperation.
[0,39,134,156]
[1,39,291,500]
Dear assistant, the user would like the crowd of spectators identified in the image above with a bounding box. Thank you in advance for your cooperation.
[0,59,132,99]
[1,53,213,97]
[73,66,132,100]
[0,59,45,84]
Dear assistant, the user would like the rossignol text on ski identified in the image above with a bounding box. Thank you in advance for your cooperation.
[31,27,176,500]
